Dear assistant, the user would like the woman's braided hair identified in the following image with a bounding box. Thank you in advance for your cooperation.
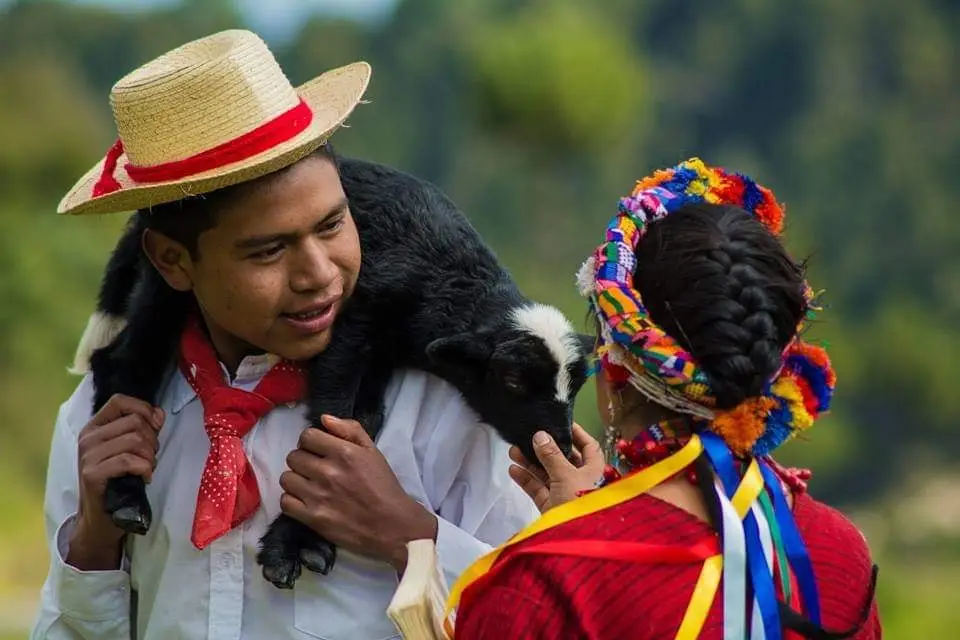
[578,158,835,456]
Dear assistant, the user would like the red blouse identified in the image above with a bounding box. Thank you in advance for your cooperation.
[456,491,880,639]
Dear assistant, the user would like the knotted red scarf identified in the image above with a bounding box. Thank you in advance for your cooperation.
[178,316,306,549]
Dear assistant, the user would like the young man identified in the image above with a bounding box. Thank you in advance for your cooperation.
[31,30,538,639]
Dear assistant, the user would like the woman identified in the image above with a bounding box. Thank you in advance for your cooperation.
[447,159,881,639]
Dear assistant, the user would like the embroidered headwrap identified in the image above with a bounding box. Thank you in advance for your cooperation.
[577,158,836,456]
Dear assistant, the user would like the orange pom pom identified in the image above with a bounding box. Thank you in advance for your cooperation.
[633,168,676,194]
[710,396,778,455]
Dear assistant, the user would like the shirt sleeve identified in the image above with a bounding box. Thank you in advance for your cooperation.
[391,371,541,587]
[29,375,132,640]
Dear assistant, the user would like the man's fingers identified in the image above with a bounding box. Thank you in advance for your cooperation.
[569,448,584,467]
[279,492,309,523]
[84,452,154,486]
[509,447,548,484]
[300,418,372,457]
[286,448,336,484]
[571,423,599,451]
[508,465,549,511]
[319,415,374,447]
[532,431,575,475]
[80,413,158,455]
[572,423,604,470]
[508,446,531,467]
[92,394,163,430]
[82,429,157,469]
[279,469,317,502]
[298,426,351,458]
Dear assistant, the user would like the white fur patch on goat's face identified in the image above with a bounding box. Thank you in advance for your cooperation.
[510,304,580,403]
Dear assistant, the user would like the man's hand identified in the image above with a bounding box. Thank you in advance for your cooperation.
[280,415,438,573]
[69,394,164,571]
[508,423,604,513]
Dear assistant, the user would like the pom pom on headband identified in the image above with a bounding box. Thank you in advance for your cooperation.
[580,157,836,456]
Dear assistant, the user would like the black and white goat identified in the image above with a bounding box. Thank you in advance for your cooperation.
[72,156,593,590]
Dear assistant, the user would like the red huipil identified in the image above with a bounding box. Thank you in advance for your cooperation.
[456,491,880,639]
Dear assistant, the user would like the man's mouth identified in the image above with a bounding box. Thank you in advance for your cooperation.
[281,298,340,334]
[285,306,330,321]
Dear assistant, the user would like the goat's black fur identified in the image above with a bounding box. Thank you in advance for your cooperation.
[82,157,591,589]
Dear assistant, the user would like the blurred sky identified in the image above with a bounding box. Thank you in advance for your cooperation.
[1,0,399,41]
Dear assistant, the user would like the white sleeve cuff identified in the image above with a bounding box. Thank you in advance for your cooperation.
[52,514,131,622]
[434,516,493,588]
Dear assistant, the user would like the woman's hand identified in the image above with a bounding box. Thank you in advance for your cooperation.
[509,423,605,513]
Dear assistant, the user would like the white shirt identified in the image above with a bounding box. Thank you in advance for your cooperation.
[31,355,539,640]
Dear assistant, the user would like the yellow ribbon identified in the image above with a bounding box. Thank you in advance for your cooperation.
[442,435,705,635]
[677,554,724,640]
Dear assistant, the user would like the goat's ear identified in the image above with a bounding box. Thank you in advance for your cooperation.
[576,333,596,354]
[426,334,491,376]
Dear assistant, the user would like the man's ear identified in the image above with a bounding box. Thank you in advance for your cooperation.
[426,333,492,381]
[141,228,193,292]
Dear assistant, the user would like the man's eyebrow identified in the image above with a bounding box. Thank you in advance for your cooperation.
[233,198,350,250]
[233,231,297,251]
[322,197,350,222]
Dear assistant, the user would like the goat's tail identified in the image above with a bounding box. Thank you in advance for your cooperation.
[69,215,143,375]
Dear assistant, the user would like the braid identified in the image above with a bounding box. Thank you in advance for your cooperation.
[635,203,806,409]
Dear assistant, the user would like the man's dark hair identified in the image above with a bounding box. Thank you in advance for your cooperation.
[634,202,808,409]
[138,143,337,259]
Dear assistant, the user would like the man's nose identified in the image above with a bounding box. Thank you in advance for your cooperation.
[291,238,338,293]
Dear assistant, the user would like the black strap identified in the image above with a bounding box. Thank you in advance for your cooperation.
[779,564,879,639]
[129,588,138,640]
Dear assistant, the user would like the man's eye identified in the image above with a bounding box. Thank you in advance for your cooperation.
[250,245,283,260]
[319,217,345,235]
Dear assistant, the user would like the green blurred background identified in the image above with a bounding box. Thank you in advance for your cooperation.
[1,0,957,636]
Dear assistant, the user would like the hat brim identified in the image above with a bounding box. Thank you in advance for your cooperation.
[57,61,371,216]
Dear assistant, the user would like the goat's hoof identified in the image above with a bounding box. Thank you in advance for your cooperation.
[300,540,336,575]
[260,554,302,590]
[111,505,151,535]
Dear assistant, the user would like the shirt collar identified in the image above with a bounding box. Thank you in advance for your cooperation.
[168,352,283,415]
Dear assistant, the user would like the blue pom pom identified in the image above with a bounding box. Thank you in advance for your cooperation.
[663,165,699,193]
[753,402,793,455]
[662,192,702,213]
[740,176,764,212]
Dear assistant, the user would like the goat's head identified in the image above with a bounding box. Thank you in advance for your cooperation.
[425,303,594,465]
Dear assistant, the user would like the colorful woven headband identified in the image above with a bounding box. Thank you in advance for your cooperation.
[577,158,836,455]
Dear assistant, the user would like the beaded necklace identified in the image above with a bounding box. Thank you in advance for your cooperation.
[591,418,701,492]
[591,417,813,498]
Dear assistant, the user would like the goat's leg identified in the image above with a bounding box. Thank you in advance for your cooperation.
[93,268,190,535]
[256,377,358,587]
[257,328,367,588]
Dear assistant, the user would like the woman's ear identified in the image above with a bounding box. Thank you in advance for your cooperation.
[141,228,194,292]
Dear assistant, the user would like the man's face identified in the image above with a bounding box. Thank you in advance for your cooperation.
[155,154,361,368]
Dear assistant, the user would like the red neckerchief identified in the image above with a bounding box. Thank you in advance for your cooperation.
[178,315,305,549]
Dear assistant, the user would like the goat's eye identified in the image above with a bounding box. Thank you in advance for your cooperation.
[503,376,527,394]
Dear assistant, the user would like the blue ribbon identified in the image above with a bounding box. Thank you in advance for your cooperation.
[701,432,782,640]
[759,460,823,626]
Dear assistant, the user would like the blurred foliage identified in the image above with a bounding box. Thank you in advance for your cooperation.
[0,0,957,634]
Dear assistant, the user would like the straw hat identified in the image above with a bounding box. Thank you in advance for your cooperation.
[58,29,371,216]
